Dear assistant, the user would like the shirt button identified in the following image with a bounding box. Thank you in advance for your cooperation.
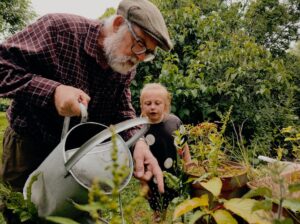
[145,134,155,145]
[164,158,173,169]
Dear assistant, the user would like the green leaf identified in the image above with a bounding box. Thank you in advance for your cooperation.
[191,89,198,98]
[73,201,104,213]
[173,194,209,220]
[273,218,294,224]
[46,216,80,224]
[0,213,5,223]
[189,173,211,184]
[212,209,238,224]
[188,210,206,224]
[288,183,300,193]
[281,199,300,212]
[164,171,180,190]
[242,187,272,199]
[200,177,222,197]
[224,198,272,224]
[19,211,32,222]
[252,200,273,212]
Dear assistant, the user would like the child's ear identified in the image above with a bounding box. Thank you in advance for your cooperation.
[164,103,169,113]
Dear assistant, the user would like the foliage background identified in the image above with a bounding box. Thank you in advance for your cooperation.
[131,0,300,161]
[0,0,36,40]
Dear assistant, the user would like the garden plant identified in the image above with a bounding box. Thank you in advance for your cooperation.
[163,109,300,223]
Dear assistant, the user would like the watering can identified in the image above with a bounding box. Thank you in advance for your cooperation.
[23,104,150,218]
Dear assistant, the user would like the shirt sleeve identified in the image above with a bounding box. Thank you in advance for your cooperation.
[0,14,61,108]
[116,70,138,140]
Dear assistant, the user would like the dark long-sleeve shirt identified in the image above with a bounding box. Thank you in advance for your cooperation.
[0,13,137,147]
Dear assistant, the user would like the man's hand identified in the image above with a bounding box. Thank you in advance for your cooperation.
[133,140,164,193]
[54,85,90,116]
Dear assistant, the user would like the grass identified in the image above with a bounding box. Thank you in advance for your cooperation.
[0,112,8,159]
[121,178,175,223]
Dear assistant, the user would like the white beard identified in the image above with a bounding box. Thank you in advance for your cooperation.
[103,25,138,74]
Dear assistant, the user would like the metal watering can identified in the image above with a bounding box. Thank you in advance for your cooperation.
[23,104,150,218]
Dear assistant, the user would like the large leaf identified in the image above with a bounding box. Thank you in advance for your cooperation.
[200,177,222,197]
[224,198,272,224]
[212,209,238,224]
[173,194,209,220]
[46,216,80,224]
[281,199,300,212]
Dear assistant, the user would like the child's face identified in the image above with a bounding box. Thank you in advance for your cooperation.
[141,90,166,123]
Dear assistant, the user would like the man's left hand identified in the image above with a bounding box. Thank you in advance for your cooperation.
[133,140,164,193]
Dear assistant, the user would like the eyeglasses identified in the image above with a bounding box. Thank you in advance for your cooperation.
[126,21,156,62]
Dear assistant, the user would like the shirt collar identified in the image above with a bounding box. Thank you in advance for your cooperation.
[84,21,109,70]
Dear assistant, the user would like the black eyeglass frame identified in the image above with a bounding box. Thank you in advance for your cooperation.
[126,21,156,62]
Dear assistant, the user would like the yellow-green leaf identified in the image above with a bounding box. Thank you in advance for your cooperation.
[188,210,206,224]
[46,216,80,224]
[224,198,272,224]
[212,209,238,224]
[281,126,293,133]
[282,198,300,212]
[173,194,209,220]
[200,177,222,197]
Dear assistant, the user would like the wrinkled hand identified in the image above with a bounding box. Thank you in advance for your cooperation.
[133,140,164,193]
[54,85,90,116]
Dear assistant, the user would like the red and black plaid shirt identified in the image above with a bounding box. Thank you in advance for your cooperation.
[0,13,137,147]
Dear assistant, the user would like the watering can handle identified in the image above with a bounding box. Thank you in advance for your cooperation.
[65,117,150,171]
[61,103,88,140]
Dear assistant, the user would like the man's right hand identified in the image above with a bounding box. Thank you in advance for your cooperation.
[54,85,90,116]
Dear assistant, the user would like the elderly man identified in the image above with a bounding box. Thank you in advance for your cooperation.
[0,0,172,195]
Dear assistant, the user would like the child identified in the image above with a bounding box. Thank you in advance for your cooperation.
[139,83,191,222]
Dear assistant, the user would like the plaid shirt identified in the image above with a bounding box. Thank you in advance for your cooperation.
[0,13,137,147]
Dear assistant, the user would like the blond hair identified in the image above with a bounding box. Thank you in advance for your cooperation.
[140,83,172,113]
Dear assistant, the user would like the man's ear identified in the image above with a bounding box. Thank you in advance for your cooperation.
[113,15,125,33]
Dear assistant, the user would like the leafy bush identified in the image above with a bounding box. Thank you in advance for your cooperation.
[0,0,36,39]
[131,0,300,160]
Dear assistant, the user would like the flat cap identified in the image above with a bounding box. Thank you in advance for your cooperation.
[117,0,173,51]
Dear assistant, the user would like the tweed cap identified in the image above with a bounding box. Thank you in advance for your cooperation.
[117,0,172,51]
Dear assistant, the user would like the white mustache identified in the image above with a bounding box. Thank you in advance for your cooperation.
[112,55,138,65]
